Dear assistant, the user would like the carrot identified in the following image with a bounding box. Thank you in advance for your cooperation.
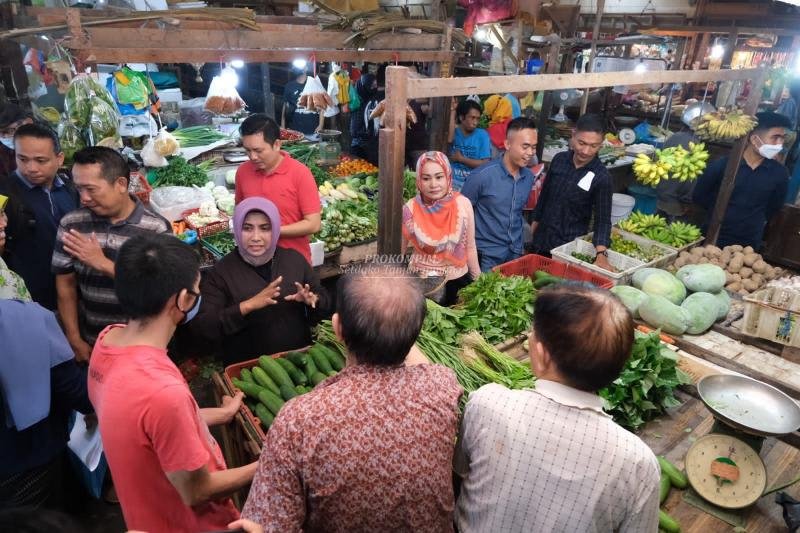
[636,324,674,344]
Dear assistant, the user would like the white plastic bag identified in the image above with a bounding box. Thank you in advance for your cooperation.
[141,138,168,168]
[204,70,246,116]
[153,128,180,157]
[298,75,331,113]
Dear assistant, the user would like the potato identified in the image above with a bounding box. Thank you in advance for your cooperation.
[720,250,732,266]
[691,247,705,258]
[699,257,710,264]
[739,267,753,279]
[764,266,776,280]
[731,273,742,283]
[752,260,767,274]
[705,245,722,258]
[726,281,742,292]
[743,279,759,292]
[673,257,687,268]
[679,251,692,260]
[750,273,764,287]
[725,271,736,284]
[728,255,744,273]
[730,245,744,253]
[743,253,759,267]
[743,246,755,255]
[723,245,734,253]
[738,289,750,296]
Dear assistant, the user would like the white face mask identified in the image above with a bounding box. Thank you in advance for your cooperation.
[755,137,783,160]
[0,137,12,150]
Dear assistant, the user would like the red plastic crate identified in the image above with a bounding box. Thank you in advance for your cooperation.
[222,346,310,441]
[493,254,615,290]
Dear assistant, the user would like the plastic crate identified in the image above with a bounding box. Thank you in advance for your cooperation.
[741,287,800,348]
[551,239,645,285]
[493,254,615,289]
[223,347,311,441]
[585,229,677,269]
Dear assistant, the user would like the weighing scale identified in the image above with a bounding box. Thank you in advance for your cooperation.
[317,129,342,166]
[686,374,800,510]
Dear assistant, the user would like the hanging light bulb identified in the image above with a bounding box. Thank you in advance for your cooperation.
[475,28,488,42]
[634,60,647,73]
[230,59,245,69]
[292,58,308,70]
[220,66,239,88]
[710,44,725,60]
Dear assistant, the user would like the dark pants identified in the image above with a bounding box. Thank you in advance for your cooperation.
[478,249,520,272]
[443,273,472,306]
[0,454,64,510]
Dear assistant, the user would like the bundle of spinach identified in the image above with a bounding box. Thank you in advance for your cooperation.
[151,157,212,188]
[599,330,690,430]
[456,272,535,344]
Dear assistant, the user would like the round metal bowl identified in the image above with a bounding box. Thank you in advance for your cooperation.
[697,374,800,437]
[681,101,716,127]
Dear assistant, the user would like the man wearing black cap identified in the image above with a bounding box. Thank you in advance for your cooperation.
[0,104,33,178]
[693,111,791,248]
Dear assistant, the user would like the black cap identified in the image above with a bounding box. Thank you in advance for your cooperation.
[754,111,792,132]
[0,104,29,129]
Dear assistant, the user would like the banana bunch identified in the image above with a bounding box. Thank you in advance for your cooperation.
[692,108,757,142]
[633,153,672,186]
[662,142,709,182]
[318,181,360,202]
[666,221,702,247]
[618,211,668,234]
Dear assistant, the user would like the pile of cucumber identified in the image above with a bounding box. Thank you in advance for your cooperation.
[533,270,567,289]
[231,343,345,431]
[658,455,687,533]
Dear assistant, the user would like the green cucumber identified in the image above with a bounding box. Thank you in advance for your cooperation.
[309,347,335,375]
[259,356,295,390]
[279,384,298,401]
[295,385,307,395]
[285,351,307,367]
[232,378,265,400]
[257,389,285,416]
[310,372,328,386]
[254,403,274,429]
[658,510,680,533]
[251,366,281,396]
[658,456,688,489]
[276,357,308,386]
[303,356,318,381]
[317,344,345,371]
[659,474,671,504]
[240,368,255,383]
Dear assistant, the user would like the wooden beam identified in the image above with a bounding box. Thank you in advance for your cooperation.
[377,66,408,256]
[405,67,760,99]
[641,25,800,37]
[536,38,561,162]
[428,26,454,153]
[75,48,455,64]
[704,68,767,246]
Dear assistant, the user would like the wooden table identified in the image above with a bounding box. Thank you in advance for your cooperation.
[640,391,800,532]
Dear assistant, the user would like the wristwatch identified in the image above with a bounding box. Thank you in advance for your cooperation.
[597,250,609,257]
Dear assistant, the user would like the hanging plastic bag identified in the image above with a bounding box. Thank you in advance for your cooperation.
[153,128,180,157]
[142,137,168,168]
[59,123,86,166]
[298,75,331,113]
[65,74,117,127]
[87,98,121,147]
[204,68,246,116]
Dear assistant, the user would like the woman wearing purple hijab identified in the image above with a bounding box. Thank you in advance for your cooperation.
[191,197,331,365]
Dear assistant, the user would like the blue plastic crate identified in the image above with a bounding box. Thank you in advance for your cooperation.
[627,184,658,215]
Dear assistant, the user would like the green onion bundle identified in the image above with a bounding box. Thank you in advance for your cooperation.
[172,126,229,148]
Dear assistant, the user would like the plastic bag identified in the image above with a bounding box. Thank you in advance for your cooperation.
[65,74,117,127]
[204,73,246,116]
[298,75,331,113]
[150,185,214,222]
[142,138,168,168]
[153,128,180,157]
[87,97,121,146]
[59,123,86,166]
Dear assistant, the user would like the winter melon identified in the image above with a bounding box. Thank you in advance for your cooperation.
[640,270,687,305]
[680,292,718,335]
[639,294,691,336]
[632,268,663,289]
[676,264,726,293]
[610,285,648,318]
[713,290,731,322]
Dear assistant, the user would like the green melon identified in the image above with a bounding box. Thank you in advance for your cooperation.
[676,264,726,294]
[640,270,687,305]
[639,294,691,336]
[680,292,719,335]
[713,290,731,322]
[610,285,648,318]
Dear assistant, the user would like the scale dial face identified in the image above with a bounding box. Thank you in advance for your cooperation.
[685,433,767,509]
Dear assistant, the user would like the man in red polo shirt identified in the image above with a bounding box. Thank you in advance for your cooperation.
[235,114,321,263]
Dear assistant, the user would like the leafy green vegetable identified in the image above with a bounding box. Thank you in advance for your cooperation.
[171,126,228,148]
[571,251,596,263]
[316,197,377,250]
[202,231,235,256]
[599,331,691,430]
[403,169,417,201]
[151,156,210,188]
[456,272,535,344]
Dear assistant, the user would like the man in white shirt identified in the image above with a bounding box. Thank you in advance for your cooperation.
[455,283,660,533]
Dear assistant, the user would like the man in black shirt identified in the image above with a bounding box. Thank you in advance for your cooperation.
[531,114,613,271]
[282,66,319,135]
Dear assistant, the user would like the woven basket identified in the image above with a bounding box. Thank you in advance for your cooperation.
[182,208,230,238]
[129,171,152,204]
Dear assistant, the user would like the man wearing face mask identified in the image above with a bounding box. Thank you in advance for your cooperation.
[693,112,791,249]
[51,147,171,362]
[89,233,257,533]
[0,104,33,178]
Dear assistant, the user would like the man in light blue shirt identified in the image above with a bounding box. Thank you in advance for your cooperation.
[462,117,537,271]
[449,100,491,191]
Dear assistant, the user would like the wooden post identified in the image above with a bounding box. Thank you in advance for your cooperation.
[704,68,767,246]
[428,27,454,152]
[260,63,275,118]
[721,28,738,69]
[536,37,561,162]
[378,66,409,255]
[580,0,604,115]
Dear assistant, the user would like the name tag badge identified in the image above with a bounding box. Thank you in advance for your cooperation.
[577,171,595,192]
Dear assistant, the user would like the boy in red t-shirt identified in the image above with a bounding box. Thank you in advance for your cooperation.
[88,233,258,533]
[235,114,321,263]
